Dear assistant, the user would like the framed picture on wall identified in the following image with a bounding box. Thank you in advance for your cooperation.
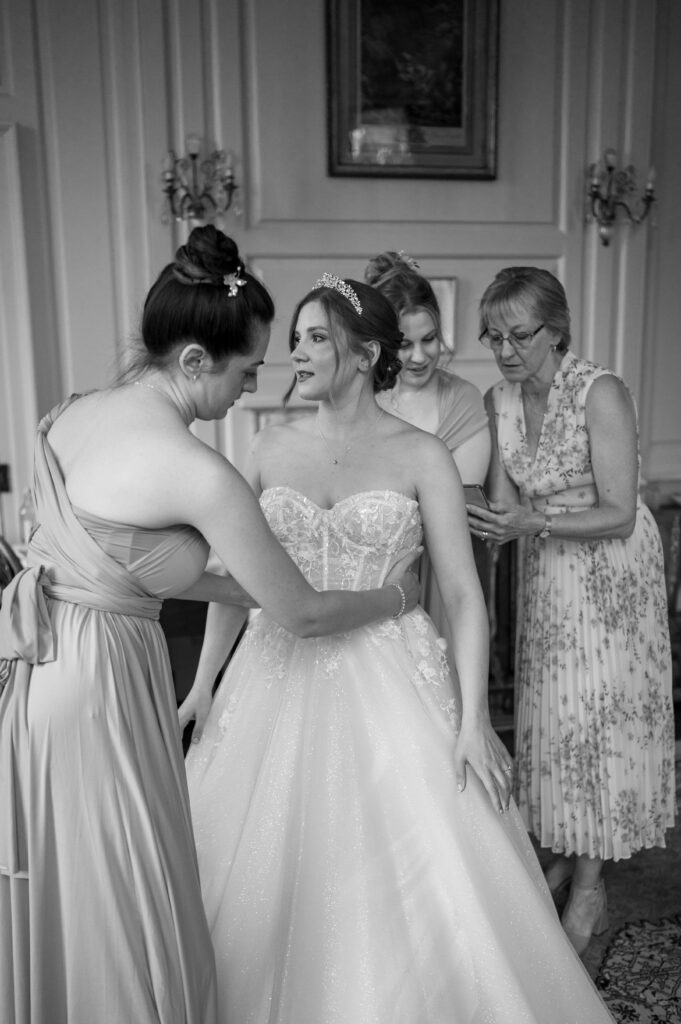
[327,0,499,179]
[430,277,457,351]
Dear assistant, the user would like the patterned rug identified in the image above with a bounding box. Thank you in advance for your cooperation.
[596,914,681,1023]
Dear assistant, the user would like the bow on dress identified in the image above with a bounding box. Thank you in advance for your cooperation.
[0,566,57,691]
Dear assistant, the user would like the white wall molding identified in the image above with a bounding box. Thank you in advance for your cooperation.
[0,123,39,541]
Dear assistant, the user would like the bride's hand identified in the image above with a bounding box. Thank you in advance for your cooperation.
[178,684,213,742]
[385,546,423,614]
[453,717,514,813]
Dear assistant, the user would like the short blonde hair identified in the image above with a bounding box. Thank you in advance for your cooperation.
[478,267,571,353]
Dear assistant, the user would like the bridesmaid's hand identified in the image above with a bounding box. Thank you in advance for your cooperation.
[178,684,213,743]
[453,717,514,813]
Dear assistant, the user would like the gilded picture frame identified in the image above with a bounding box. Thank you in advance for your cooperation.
[327,0,499,179]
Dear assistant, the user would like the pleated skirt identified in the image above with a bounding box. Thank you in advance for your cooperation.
[514,505,676,860]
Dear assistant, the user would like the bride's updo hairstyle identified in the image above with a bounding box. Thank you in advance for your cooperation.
[139,225,274,368]
[285,277,403,402]
[365,250,445,349]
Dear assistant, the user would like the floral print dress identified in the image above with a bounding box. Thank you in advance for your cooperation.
[491,352,675,861]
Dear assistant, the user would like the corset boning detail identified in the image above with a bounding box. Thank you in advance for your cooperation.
[260,487,423,591]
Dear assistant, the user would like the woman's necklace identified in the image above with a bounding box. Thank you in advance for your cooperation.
[135,379,164,395]
[316,407,384,465]
[388,380,402,413]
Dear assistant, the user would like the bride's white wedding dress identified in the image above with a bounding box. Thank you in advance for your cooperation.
[185,486,614,1023]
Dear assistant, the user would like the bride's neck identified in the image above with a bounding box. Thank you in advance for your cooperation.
[316,395,381,433]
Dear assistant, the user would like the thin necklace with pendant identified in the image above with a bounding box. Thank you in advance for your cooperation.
[316,407,384,465]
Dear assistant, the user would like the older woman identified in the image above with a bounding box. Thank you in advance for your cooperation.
[466,266,675,956]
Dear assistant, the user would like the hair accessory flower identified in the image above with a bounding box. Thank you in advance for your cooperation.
[312,273,362,316]
[223,267,247,297]
[397,250,420,271]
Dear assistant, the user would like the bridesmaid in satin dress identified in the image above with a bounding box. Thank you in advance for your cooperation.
[0,228,419,1024]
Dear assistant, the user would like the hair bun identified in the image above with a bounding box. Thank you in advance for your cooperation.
[364,252,399,286]
[364,250,420,289]
[173,225,242,285]
[374,353,403,393]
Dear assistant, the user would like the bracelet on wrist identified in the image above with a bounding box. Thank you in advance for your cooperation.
[536,514,553,540]
[388,582,407,619]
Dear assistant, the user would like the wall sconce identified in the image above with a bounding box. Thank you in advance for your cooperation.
[586,149,656,246]
[161,134,241,223]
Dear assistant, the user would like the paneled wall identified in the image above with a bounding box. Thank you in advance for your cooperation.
[0,0,679,541]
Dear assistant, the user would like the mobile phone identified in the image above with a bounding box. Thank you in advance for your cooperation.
[463,484,490,509]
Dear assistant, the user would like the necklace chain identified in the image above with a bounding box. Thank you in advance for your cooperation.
[135,380,162,394]
[316,424,350,465]
[316,407,384,465]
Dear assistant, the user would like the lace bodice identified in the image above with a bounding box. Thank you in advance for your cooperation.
[260,487,423,590]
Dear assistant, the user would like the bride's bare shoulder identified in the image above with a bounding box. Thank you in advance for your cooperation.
[252,413,316,452]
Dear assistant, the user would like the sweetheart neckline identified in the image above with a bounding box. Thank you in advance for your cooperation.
[260,485,419,513]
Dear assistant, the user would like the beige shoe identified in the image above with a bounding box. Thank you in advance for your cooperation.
[561,880,609,955]
[543,856,574,896]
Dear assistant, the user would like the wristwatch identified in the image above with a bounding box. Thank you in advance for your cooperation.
[537,514,552,540]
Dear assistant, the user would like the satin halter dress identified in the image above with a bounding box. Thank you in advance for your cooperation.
[0,396,217,1024]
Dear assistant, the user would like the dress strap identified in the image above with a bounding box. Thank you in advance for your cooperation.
[29,396,165,612]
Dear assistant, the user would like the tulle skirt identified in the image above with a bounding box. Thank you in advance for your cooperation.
[187,608,614,1023]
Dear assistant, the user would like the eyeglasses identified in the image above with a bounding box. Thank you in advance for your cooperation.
[479,323,545,351]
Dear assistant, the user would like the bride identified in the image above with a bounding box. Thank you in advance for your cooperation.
[181,275,615,1023]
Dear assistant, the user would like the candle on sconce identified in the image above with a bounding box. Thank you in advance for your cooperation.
[185,134,201,157]
[160,136,240,222]
[588,163,600,189]
[586,148,657,246]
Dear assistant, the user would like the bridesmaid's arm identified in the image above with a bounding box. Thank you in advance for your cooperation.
[178,435,263,738]
[174,570,258,607]
[451,426,491,486]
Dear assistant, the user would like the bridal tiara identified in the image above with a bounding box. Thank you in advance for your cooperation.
[312,273,362,316]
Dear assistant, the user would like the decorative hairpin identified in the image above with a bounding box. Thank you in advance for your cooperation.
[397,250,420,271]
[313,273,363,316]
[224,267,247,297]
